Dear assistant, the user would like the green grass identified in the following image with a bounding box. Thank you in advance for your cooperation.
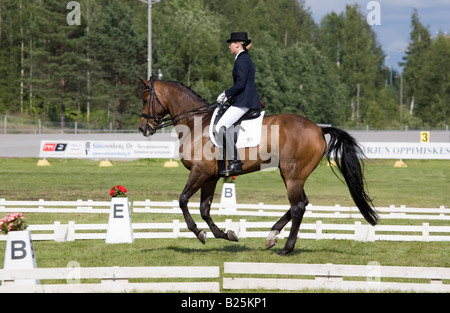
[0,158,449,291]
[23,238,448,268]
[0,158,449,207]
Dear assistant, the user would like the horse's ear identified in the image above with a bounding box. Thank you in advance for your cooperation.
[137,77,148,87]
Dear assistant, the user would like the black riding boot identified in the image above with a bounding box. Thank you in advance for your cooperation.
[217,126,243,176]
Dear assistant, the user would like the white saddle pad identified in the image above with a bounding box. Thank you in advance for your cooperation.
[209,107,265,148]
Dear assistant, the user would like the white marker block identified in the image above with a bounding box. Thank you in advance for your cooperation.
[220,183,237,211]
[105,197,134,244]
[3,230,39,285]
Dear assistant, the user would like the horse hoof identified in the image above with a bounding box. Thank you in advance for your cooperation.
[277,247,293,256]
[227,230,239,242]
[197,230,207,245]
[265,238,277,250]
[265,230,279,249]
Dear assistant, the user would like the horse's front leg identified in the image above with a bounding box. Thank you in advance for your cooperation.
[179,171,208,244]
[200,177,238,241]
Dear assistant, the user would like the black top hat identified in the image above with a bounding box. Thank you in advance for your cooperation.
[226,32,252,44]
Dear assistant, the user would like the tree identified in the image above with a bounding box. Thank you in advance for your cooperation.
[415,35,450,127]
[318,12,345,68]
[88,0,146,129]
[27,0,89,127]
[0,0,22,114]
[399,9,450,127]
[319,4,386,126]
[152,0,225,100]
[401,9,432,104]
[203,0,316,49]
[0,0,444,130]
[254,43,346,124]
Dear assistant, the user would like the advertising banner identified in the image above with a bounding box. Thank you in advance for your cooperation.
[360,142,450,160]
[39,140,178,160]
[39,140,450,160]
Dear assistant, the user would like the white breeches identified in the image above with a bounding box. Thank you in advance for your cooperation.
[215,106,249,133]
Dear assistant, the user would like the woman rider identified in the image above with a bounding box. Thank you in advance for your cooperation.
[216,32,262,176]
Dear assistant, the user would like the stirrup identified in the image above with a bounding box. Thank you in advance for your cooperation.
[219,160,243,176]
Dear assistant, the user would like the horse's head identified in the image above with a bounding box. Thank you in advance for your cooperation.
[138,77,168,137]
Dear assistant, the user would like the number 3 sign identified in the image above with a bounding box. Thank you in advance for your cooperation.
[420,131,430,143]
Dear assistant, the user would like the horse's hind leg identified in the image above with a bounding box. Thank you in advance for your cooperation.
[277,180,306,255]
[266,210,290,249]
[199,177,238,241]
[266,189,308,249]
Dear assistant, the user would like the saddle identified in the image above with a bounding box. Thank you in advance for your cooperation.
[212,104,262,127]
[209,104,265,149]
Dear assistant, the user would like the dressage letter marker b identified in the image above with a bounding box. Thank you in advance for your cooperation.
[3,230,38,285]
[11,240,27,259]
[220,183,237,211]
[106,197,134,244]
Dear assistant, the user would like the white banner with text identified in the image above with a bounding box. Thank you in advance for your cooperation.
[38,140,449,160]
[39,140,178,159]
[360,142,450,159]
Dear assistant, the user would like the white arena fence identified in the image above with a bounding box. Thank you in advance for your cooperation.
[0,199,111,214]
[0,266,220,293]
[1,219,449,243]
[1,198,449,221]
[0,263,448,293]
[0,199,448,242]
[223,262,450,293]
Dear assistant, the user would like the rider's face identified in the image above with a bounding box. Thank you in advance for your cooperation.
[228,41,243,55]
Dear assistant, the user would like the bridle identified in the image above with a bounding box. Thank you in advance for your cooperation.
[141,77,169,131]
[141,77,217,131]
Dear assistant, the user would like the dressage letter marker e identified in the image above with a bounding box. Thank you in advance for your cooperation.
[3,230,38,285]
[113,204,124,218]
[106,197,134,244]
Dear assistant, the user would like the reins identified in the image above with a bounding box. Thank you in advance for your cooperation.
[141,77,217,130]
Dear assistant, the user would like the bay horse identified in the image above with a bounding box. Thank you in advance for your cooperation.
[138,77,378,255]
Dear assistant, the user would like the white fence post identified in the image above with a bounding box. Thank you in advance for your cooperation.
[354,221,368,242]
[67,221,75,242]
[316,220,323,240]
[239,219,247,238]
[422,223,430,242]
[54,221,68,242]
[173,219,180,238]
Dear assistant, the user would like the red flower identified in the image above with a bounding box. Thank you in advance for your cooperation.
[109,185,127,198]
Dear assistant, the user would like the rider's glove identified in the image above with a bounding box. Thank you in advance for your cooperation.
[216,92,227,105]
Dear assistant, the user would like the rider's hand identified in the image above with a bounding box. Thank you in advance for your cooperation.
[216,92,227,104]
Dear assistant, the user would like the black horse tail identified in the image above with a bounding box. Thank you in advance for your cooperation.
[322,127,379,226]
